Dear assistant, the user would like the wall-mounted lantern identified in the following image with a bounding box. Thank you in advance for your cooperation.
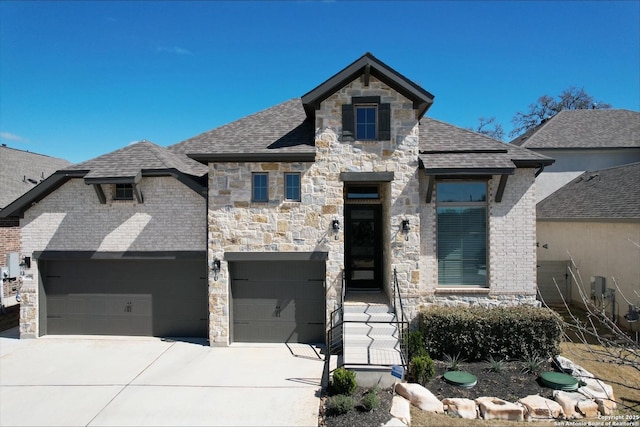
[212,259,221,280]
[401,220,410,241]
[332,219,340,240]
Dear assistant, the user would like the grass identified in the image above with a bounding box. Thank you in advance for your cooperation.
[410,341,640,426]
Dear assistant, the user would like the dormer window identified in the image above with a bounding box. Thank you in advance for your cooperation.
[114,183,134,201]
[341,96,390,142]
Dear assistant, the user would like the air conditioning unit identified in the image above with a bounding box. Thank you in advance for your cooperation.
[625,305,639,323]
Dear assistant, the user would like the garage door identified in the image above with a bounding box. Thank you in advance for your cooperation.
[39,257,207,337]
[230,260,325,344]
[537,261,571,306]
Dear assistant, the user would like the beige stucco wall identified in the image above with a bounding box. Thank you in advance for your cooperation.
[18,177,206,338]
[537,220,640,322]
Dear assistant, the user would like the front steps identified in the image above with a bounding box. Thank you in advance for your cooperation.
[339,300,405,387]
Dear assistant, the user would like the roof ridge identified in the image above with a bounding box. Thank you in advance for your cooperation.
[0,145,71,162]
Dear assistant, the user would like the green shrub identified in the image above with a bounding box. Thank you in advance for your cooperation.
[361,390,380,412]
[331,367,357,396]
[409,355,436,385]
[326,394,355,416]
[418,306,563,362]
[408,330,427,359]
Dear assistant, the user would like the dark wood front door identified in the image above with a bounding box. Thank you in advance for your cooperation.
[345,205,382,289]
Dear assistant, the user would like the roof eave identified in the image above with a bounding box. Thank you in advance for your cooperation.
[188,152,316,163]
[0,170,88,219]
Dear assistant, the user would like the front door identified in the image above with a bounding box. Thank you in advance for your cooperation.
[345,205,382,289]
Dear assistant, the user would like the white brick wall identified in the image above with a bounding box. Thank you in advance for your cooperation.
[416,168,539,315]
[19,176,206,337]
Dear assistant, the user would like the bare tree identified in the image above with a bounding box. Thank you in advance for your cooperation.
[540,257,639,413]
[469,116,505,140]
[510,86,612,137]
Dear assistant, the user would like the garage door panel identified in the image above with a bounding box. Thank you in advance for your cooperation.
[41,258,206,338]
[231,260,325,344]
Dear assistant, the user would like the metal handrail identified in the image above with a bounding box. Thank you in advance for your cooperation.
[327,270,346,359]
[392,267,409,369]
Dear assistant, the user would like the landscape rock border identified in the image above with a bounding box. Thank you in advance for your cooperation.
[384,357,617,426]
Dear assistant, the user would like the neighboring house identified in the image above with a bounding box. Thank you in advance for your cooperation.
[1,53,553,346]
[536,163,640,324]
[510,109,640,202]
[0,145,70,308]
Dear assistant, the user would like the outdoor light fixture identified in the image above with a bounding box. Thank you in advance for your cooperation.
[332,219,340,240]
[212,259,221,280]
[402,220,410,241]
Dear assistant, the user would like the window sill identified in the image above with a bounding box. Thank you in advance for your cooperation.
[435,287,490,295]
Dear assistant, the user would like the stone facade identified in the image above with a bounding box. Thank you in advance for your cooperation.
[18,176,206,337]
[206,74,539,344]
[0,217,20,301]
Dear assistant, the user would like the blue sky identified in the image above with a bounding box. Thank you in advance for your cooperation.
[1,1,638,164]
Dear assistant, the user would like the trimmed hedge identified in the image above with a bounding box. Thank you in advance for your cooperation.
[418,306,563,362]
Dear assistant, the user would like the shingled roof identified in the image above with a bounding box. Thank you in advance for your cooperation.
[0,145,71,209]
[70,140,208,179]
[510,109,640,149]
[1,141,208,218]
[169,99,315,162]
[537,162,640,220]
[419,117,554,174]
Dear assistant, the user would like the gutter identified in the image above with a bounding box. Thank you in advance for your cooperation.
[535,163,546,177]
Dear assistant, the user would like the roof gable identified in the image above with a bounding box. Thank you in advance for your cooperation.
[511,109,640,149]
[301,52,434,120]
[537,162,640,220]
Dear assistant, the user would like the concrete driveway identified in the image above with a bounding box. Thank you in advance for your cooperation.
[0,328,326,426]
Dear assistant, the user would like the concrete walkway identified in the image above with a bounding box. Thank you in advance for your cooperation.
[0,328,325,426]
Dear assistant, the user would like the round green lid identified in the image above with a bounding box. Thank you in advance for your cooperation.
[443,371,478,388]
[540,371,579,391]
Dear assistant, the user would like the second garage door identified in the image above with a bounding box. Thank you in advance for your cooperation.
[230,260,325,344]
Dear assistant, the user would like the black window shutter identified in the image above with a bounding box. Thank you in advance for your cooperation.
[341,104,354,142]
[378,103,391,141]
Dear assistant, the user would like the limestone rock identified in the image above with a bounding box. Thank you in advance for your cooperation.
[553,390,598,419]
[554,355,594,378]
[390,395,411,425]
[596,397,617,416]
[395,383,444,413]
[579,377,616,403]
[442,397,478,419]
[475,396,524,421]
[518,394,564,421]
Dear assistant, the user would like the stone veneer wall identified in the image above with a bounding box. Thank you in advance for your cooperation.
[417,168,539,316]
[18,177,206,338]
[0,218,20,301]
[313,75,423,320]
[207,75,424,345]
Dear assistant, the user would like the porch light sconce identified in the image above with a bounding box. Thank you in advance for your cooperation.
[401,220,410,241]
[332,219,340,240]
[536,242,549,249]
[212,259,221,280]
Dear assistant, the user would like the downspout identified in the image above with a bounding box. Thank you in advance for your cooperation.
[535,163,546,177]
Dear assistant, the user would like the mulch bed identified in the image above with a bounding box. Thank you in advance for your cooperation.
[320,360,558,426]
[320,386,394,427]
